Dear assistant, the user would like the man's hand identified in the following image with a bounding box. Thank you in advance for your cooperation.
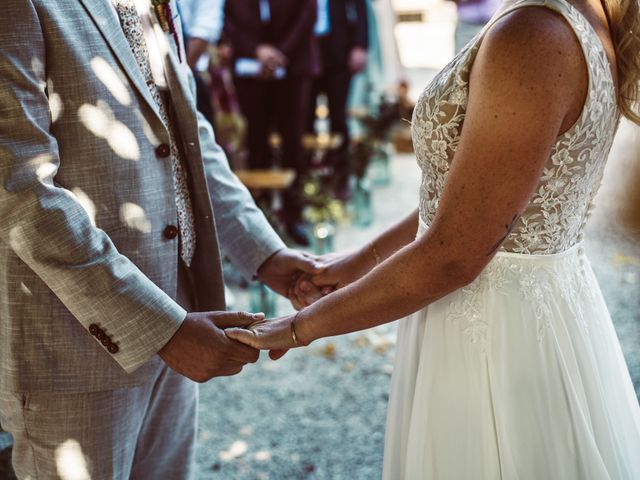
[290,247,377,307]
[348,47,368,74]
[158,311,262,382]
[186,37,211,70]
[257,249,324,300]
[256,44,287,78]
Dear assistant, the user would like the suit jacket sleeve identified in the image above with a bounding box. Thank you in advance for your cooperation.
[0,0,186,374]
[195,107,286,279]
[185,0,225,43]
[277,0,317,60]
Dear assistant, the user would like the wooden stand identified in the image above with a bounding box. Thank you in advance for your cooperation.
[235,169,296,192]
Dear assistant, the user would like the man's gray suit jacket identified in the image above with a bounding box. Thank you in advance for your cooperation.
[0,0,285,393]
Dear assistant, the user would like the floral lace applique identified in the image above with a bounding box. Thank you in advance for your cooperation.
[447,251,597,348]
[413,0,618,256]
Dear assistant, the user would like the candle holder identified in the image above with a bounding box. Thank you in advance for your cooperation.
[368,142,392,186]
[352,177,373,228]
[310,222,336,255]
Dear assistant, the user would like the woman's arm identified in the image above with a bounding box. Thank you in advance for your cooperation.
[229,7,589,349]
[289,208,418,308]
[367,208,420,263]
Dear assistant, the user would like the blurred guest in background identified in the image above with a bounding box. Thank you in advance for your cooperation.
[453,0,501,53]
[309,0,368,199]
[348,0,386,140]
[179,0,225,126]
[224,0,319,246]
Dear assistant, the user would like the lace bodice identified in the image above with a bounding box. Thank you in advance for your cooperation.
[412,0,618,254]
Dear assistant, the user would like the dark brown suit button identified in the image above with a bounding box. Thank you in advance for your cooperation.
[155,144,171,158]
[101,336,111,347]
[89,324,99,336]
[108,343,119,354]
[95,330,105,341]
[163,225,179,239]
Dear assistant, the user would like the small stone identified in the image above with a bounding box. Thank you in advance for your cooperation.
[219,440,248,461]
[321,343,336,359]
[261,361,280,371]
[342,362,356,372]
[302,463,316,474]
[254,450,272,462]
[352,335,369,348]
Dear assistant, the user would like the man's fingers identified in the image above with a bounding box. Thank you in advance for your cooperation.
[291,252,325,274]
[290,295,304,311]
[227,338,260,363]
[215,365,244,377]
[287,285,302,310]
[269,349,288,360]
[212,311,264,329]
[309,270,338,287]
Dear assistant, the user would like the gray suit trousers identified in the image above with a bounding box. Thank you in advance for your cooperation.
[0,263,198,480]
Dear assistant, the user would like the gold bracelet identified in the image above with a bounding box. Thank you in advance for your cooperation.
[371,242,382,266]
[290,312,300,346]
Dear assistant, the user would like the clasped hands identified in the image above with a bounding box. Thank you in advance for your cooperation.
[159,247,373,383]
[226,246,376,357]
[256,43,287,79]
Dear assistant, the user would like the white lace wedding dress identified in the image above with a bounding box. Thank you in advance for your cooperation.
[382,0,640,478]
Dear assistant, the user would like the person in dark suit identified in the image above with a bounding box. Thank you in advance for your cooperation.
[310,0,368,199]
[224,0,319,245]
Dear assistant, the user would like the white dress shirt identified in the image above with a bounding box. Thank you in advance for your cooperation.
[179,0,225,71]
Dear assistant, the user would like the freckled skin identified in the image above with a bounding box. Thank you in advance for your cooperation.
[228,0,620,350]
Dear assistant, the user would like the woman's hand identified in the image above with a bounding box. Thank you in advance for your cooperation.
[225,314,303,360]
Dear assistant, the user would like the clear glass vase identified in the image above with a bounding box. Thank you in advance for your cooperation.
[249,282,277,317]
[368,142,392,186]
[310,222,336,255]
[352,177,373,228]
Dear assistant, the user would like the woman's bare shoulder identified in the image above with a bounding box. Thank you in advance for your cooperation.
[486,5,584,54]
[471,5,588,132]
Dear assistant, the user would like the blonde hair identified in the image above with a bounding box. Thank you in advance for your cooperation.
[602,0,640,124]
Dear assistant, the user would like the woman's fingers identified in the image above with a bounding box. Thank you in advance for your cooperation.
[225,328,260,349]
[295,279,324,305]
[321,286,334,295]
[226,316,295,351]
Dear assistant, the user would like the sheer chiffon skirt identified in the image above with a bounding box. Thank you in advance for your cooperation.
[382,244,640,480]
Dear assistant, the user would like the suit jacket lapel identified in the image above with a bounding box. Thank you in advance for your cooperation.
[77,0,164,124]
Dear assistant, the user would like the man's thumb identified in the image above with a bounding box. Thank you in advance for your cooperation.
[294,254,326,274]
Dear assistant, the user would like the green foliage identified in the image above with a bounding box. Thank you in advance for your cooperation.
[302,179,348,224]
